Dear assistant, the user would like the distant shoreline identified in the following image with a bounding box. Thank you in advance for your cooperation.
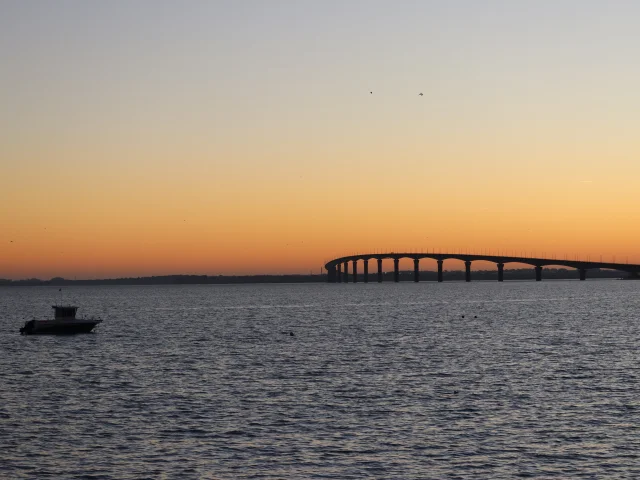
[0,268,634,286]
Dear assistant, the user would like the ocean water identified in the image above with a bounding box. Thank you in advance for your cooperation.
[1,280,640,479]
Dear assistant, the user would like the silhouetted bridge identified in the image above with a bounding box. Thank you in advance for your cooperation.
[325,253,640,283]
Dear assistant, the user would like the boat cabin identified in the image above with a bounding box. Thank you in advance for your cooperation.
[52,305,78,319]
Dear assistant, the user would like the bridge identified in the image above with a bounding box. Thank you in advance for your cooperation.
[325,252,640,283]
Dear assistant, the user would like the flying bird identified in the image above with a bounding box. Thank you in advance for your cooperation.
[419,93,423,96]
[370,91,372,94]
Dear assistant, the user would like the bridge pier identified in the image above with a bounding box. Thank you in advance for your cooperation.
[465,261,471,282]
[363,259,369,283]
[327,265,336,283]
[337,263,342,283]
[437,260,443,282]
[352,260,358,283]
[413,258,420,282]
[393,258,400,283]
[343,262,348,283]
[377,258,383,283]
[579,268,587,281]
[535,266,542,282]
[497,263,504,282]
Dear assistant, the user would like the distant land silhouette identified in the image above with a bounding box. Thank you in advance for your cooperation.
[1,268,636,286]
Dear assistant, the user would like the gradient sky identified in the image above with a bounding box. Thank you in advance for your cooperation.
[1,1,639,279]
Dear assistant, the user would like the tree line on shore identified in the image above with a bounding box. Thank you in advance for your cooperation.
[0,268,631,286]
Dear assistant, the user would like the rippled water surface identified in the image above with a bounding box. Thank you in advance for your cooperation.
[2,281,640,479]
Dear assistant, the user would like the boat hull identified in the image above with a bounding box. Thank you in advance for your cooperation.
[20,319,102,335]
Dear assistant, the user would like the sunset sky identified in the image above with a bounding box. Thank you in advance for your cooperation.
[1,1,639,279]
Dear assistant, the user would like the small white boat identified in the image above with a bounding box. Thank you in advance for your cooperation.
[20,305,102,335]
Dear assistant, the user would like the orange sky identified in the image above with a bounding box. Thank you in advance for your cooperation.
[1,2,639,279]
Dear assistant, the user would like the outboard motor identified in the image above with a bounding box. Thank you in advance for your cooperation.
[20,320,35,335]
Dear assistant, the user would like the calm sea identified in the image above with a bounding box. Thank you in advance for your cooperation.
[1,280,640,479]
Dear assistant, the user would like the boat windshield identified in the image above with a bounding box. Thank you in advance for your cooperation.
[52,306,78,319]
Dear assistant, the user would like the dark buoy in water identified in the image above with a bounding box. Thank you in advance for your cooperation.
[461,315,465,318]
[290,331,294,336]
[474,315,477,318]
[453,390,459,394]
